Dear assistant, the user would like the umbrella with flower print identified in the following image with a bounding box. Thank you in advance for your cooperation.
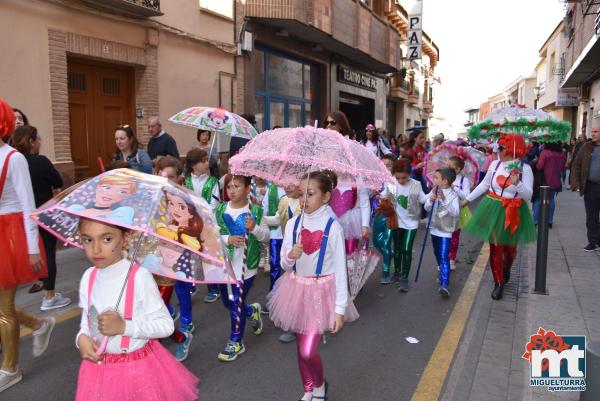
[468,104,571,143]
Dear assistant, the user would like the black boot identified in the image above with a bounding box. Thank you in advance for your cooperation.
[491,284,504,300]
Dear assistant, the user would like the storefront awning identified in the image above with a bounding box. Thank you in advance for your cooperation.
[562,34,600,88]
[252,18,396,75]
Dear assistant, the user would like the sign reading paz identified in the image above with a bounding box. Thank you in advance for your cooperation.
[407,0,423,60]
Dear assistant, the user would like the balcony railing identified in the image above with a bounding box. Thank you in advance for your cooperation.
[81,0,162,18]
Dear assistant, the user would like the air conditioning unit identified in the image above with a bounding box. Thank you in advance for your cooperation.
[578,84,590,101]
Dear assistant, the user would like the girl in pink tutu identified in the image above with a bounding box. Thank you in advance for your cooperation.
[268,170,352,401]
[75,218,199,401]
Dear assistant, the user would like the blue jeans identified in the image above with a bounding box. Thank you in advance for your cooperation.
[533,190,556,225]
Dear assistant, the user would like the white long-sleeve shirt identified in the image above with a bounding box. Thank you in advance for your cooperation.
[220,202,270,280]
[0,144,39,253]
[76,258,174,354]
[467,159,533,202]
[452,173,472,201]
[262,186,286,240]
[189,173,220,210]
[381,180,428,230]
[424,187,460,238]
[280,206,348,315]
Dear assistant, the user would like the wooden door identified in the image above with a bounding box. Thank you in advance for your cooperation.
[68,58,135,180]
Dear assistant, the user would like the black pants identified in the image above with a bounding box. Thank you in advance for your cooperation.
[40,228,57,291]
[584,182,600,246]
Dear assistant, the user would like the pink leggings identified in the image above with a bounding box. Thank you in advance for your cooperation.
[296,332,324,392]
[449,229,461,261]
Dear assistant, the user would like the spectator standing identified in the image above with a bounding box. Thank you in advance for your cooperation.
[112,125,152,174]
[195,129,220,177]
[324,111,355,139]
[570,124,600,251]
[147,117,180,160]
[532,142,566,228]
[11,125,70,310]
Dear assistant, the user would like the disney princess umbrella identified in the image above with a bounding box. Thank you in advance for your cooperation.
[31,168,236,354]
[229,124,394,300]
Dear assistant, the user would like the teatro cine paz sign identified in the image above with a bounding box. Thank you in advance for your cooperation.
[338,65,377,91]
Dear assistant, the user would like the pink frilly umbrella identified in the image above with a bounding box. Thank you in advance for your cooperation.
[230,126,393,310]
[229,126,394,189]
[423,143,480,188]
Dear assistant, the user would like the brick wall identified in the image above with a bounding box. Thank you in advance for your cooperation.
[48,30,71,163]
[135,44,159,146]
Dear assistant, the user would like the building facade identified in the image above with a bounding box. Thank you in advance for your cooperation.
[236,0,439,138]
[535,20,577,133]
[1,0,236,181]
[562,1,600,138]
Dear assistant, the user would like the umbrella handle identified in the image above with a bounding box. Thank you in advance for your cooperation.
[95,336,109,356]
[414,188,438,283]
[208,133,216,161]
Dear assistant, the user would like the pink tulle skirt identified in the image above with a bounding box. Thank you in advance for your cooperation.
[267,271,357,334]
[75,340,199,401]
[328,207,363,240]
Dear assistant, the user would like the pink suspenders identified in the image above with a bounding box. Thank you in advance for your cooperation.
[87,264,140,352]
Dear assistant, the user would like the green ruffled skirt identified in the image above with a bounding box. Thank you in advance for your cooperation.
[464,195,536,245]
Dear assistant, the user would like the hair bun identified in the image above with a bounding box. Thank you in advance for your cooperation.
[321,169,338,189]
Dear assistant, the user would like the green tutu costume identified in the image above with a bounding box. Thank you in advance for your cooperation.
[464,193,536,245]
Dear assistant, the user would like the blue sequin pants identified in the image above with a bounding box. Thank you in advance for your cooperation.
[174,281,193,332]
[431,235,451,288]
[269,239,283,291]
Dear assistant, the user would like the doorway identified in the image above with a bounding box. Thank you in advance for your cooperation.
[339,92,375,135]
[67,58,135,180]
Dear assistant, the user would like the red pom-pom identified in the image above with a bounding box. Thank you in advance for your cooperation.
[0,98,15,138]
[498,133,526,159]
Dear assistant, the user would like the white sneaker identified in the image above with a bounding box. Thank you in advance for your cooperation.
[0,369,22,393]
[40,293,71,311]
[32,317,55,357]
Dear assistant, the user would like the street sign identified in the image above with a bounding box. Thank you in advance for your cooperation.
[556,88,578,107]
[407,0,423,60]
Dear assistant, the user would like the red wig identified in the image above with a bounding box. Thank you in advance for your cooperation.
[0,97,15,138]
[498,134,526,159]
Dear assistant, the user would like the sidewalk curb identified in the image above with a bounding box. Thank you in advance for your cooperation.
[409,243,489,401]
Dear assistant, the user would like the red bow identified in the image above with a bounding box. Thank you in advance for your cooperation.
[488,192,522,235]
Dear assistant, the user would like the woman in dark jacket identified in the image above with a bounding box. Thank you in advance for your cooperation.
[11,125,71,310]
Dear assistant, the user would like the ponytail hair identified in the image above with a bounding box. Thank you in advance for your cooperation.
[301,169,338,194]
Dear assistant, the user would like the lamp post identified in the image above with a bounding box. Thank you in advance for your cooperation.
[533,86,541,109]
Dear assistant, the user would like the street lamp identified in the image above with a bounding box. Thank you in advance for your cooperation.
[533,86,541,109]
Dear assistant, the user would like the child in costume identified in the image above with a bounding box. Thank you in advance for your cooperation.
[261,182,286,292]
[372,155,397,284]
[278,184,303,234]
[424,168,460,298]
[153,158,194,361]
[328,185,370,255]
[184,148,221,304]
[268,170,352,401]
[184,148,220,210]
[75,218,198,401]
[447,156,472,271]
[251,176,270,272]
[215,175,270,361]
[380,159,428,292]
[463,134,535,300]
